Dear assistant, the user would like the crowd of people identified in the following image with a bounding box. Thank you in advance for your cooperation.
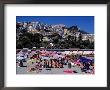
[16,48,94,74]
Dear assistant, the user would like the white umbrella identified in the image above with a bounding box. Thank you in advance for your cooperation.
[17,56,24,60]
[53,54,58,59]
[41,56,50,60]
[57,55,64,58]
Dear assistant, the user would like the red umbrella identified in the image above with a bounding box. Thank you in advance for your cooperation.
[63,70,73,73]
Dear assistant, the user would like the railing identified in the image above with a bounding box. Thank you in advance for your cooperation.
[46,49,94,51]
[17,49,94,51]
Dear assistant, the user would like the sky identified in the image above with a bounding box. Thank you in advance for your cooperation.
[16,16,94,34]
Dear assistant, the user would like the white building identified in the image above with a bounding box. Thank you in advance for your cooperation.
[82,34,94,42]
[27,25,33,31]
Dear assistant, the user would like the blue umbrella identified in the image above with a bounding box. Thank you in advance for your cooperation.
[79,57,92,63]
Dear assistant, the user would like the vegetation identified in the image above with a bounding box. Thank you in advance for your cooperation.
[16,29,94,49]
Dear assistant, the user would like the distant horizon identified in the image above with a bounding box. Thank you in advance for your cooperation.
[16,16,94,34]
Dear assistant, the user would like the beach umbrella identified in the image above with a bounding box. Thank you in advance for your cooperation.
[64,51,70,55]
[53,54,59,59]
[41,56,50,60]
[40,50,46,53]
[63,70,73,73]
[79,57,92,63]
[17,56,24,60]
[57,55,64,58]
[41,53,46,56]
[31,51,36,54]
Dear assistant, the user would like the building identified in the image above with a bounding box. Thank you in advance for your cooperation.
[82,34,94,42]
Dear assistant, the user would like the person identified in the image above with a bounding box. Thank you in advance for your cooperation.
[35,62,40,73]
[68,60,71,69]
[16,61,20,67]
[46,60,49,68]
[50,59,53,68]
[55,60,59,68]
[60,59,64,68]
[43,60,46,68]
[19,60,23,67]
[52,59,55,68]
[64,57,68,65]
[46,60,51,71]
